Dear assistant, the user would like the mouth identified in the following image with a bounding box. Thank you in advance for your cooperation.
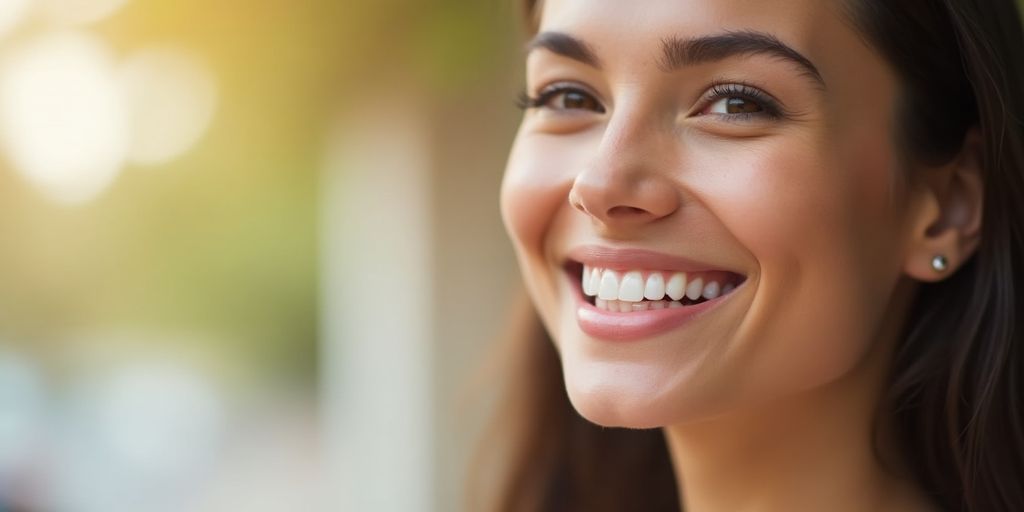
[566,260,745,311]
[562,246,748,341]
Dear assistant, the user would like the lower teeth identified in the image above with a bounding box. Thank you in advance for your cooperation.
[593,298,705,312]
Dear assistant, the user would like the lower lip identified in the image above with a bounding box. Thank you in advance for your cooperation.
[572,277,736,342]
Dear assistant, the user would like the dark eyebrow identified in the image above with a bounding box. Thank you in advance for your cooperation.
[660,30,825,88]
[525,31,602,68]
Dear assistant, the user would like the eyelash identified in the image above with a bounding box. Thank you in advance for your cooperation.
[515,81,786,121]
[704,81,785,121]
[516,83,606,113]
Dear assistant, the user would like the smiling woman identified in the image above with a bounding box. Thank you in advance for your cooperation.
[480,0,1024,511]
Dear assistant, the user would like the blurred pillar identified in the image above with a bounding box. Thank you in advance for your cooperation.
[320,95,433,512]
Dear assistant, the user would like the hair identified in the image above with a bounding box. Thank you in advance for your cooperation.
[473,1,1024,510]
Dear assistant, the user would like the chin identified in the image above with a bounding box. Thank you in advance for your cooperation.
[561,361,683,430]
[566,391,672,429]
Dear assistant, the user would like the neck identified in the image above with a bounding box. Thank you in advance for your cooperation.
[663,282,934,512]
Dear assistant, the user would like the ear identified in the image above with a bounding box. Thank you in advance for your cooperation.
[903,127,984,282]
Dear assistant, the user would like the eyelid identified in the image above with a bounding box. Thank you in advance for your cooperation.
[520,80,607,112]
[696,80,787,120]
[535,80,601,99]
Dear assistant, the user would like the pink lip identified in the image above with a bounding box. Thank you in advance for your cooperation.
[565,245,744,342]
[571,279,734,342]
[566,245,732,273]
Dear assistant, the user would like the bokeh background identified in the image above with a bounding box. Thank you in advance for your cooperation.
[0,0,522,510]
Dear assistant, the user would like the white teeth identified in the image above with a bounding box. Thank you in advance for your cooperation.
[686,277,704,300]
[644,273,665,300]
[702,281,720,300]
[629,301,650,312]
[592,299,655,312]
[598,270,620,300]
[584,265,740,311]
[666,272,687,301]
[587,267,601,296]
[618,271,645,302]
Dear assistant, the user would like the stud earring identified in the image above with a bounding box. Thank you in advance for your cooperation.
[931,255,949,272]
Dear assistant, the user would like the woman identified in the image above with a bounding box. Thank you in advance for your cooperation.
[483,0,1024,511]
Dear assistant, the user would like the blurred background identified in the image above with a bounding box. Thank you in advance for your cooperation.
[0,0,522,510]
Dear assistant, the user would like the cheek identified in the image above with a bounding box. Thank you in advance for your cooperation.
[500,128,590,333]
[500,130,577,255]
[688,131,903,399]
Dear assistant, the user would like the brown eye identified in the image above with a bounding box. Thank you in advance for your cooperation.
[699,83,784,120]
[724,97,763,114]
[531,86,606,113]
[557,90,601,110]
[711,96,765,115]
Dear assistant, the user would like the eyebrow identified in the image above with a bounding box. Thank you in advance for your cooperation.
[526,30,825,89]
[660,30,825,88]
[526,31,602,68]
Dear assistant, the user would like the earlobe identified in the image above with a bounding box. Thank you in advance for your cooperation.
[902,127,984,282]
[903,198,961,282]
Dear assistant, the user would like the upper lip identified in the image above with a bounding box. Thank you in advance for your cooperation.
[565,244,742,274]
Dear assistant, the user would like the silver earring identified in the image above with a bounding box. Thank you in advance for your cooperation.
[931,255,949,272]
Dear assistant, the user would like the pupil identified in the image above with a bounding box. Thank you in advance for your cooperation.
[564,92,588,109]
[726,97,762,114]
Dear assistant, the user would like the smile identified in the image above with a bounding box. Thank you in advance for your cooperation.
[564,246,747,341]
[582,266,741,311]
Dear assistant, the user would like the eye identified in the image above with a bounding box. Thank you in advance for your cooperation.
[518,84,606,113]
[698,82,784,120]
[550,89,603,111]
[709,96,764,115]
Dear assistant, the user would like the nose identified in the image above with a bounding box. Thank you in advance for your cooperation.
[569,113,681,232]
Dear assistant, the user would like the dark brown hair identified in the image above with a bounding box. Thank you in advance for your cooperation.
[475,1,1024,510]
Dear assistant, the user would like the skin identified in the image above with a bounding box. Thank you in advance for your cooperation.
[500,0,983,510]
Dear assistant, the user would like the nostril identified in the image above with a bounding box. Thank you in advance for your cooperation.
[568,191,589,214]
[608,206,648,217]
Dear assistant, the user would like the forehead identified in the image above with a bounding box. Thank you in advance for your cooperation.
[538,0,861,72]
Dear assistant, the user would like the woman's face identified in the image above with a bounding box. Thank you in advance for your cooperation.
[501,0,917,428]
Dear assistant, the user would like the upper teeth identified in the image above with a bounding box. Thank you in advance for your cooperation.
[582,266,730,302]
